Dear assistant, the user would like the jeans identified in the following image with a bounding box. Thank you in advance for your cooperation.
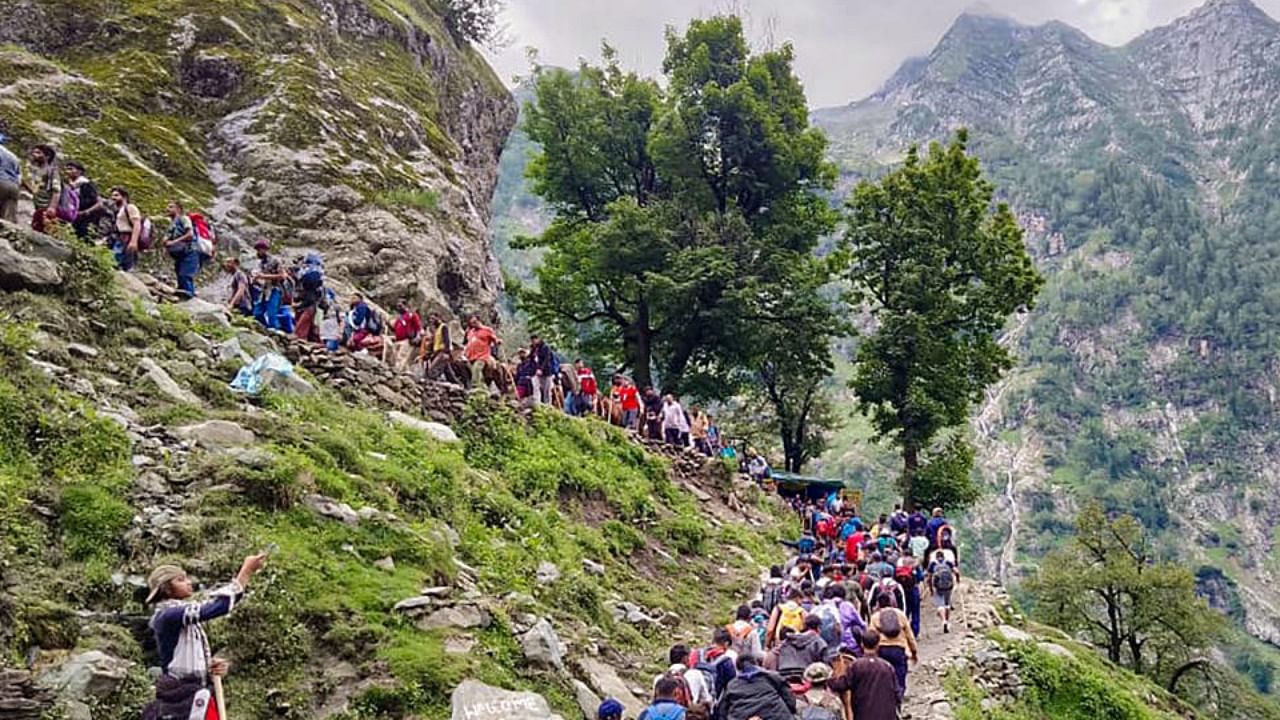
[174,251,199,297]
[878,645,909,703]
[111,237,137,271]
[254,288,283,331]
[906,587,921,637]
[532,374,554,405]
[622,409,638,429]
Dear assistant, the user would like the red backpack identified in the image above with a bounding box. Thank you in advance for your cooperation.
[817,517,836,540]
[657,669,693,707]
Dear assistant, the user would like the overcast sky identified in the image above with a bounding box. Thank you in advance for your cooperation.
[485,0,1280,107]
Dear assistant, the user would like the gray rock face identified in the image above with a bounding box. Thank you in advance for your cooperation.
[520,618,565,671]
[450,679,561,720]
[37,651,133,701]
[572,679,601,720]
[174,420,255,449]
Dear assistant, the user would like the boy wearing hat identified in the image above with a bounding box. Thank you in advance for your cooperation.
[142,552,268,720]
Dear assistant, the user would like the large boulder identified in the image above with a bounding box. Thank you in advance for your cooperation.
[520,618,565,671]
[417,604,491,631]
[0,668,54,720]
[571,679,601,720]
[139,358,201,405]
[0,224,62,291]
[450,679,561,720]
[387,410,459,443]
[174,420,255,448]
[36,651,132,701]
[175,298,230,327]
[575,658,645,720]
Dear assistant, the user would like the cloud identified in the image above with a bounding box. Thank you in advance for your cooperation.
[485,0,1280,107]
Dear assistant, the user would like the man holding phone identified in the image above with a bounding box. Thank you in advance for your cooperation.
[142,549,272,720]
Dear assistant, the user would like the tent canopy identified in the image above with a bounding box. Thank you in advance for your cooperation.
[770,471,847,499]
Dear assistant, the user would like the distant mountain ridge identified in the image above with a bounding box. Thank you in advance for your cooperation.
[813,0,1280,675]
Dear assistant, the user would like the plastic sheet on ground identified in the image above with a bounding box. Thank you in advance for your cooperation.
[229,353,295,396]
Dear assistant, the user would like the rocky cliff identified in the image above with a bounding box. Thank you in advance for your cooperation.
[813,0,1280,671]
[0,0,515,318]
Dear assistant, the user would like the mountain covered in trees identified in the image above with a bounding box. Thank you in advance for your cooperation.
[814,0,1280,668]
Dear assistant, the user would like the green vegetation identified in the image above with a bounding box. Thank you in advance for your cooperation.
[0,248,796,719]
[1027,503,1212,686]
[516,17,837,404]
[840,130,1043,509]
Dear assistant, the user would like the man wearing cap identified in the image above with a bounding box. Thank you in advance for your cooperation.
[142,552,268,720]
[252,239,287,331]
[0,132,21,224]
[796,662,851,718]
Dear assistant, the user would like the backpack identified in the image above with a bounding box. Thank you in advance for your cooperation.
[656,670,693,708]
[188,212,215,258]
[366,309,384,335]
[936,524,954,549]
[799,709,840,720]
[878,609,902,639]
[761,583,783,616]
[137,217,155,250]
[874,578,902,610]
[726,622,754,654]
[645,703,687,720]
[797,536,816,554]
[814,602,843,648]
[777,602,806,638]
[894,565,915,587]
[56,183,80,222]
[816,517,836,540]
[751,611,770,647]
[933,563,956,592]
[549,352,561,376]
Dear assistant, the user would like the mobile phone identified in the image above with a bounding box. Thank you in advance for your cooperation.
[262,542,280,557]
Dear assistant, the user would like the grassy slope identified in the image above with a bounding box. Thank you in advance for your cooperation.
[0,243,797,719]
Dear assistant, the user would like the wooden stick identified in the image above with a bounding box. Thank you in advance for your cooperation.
[212,676,228,720]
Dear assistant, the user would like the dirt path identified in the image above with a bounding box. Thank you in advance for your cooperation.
[901,581,1009,720]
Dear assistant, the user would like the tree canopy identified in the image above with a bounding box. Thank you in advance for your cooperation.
[516,17,837,401]
[840,130,1043,508]
[1027,502,1214,683]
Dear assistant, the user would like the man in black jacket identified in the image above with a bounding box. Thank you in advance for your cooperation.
[713,655,795,720]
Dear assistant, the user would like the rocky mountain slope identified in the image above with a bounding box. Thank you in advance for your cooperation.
[813,0,1280,669]
[0,0,514,317]
[0,220,800,719]
[0,218,1263,720]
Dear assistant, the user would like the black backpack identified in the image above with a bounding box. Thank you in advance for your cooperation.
[878,609,902,639]
[366,310,384,335]
[762,583,783,615]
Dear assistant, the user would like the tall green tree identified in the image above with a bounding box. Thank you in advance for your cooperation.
[517,17,835,395]
[841,130,1043,508]
[1027,502,1213,681]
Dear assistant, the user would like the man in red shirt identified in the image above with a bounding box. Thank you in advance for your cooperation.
[616,377,640,430]
[575,359,597,417]
[464,315,500,390]
[385,299,423,371]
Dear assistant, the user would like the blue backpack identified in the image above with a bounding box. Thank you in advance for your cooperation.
[299,255,324,291]
[640,701,686,720]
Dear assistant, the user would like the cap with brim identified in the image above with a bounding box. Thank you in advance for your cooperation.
[804,662,833,683]
[146,564,186,603]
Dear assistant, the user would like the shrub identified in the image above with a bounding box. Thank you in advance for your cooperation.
[60,484,132,562]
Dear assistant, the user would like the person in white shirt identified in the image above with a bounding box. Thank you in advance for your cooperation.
[652,644,713,711]
[662,395,690,447]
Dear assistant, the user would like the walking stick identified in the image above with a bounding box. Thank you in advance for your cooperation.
[212,676,228,720]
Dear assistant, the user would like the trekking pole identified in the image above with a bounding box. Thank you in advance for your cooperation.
[212,676,228,719]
